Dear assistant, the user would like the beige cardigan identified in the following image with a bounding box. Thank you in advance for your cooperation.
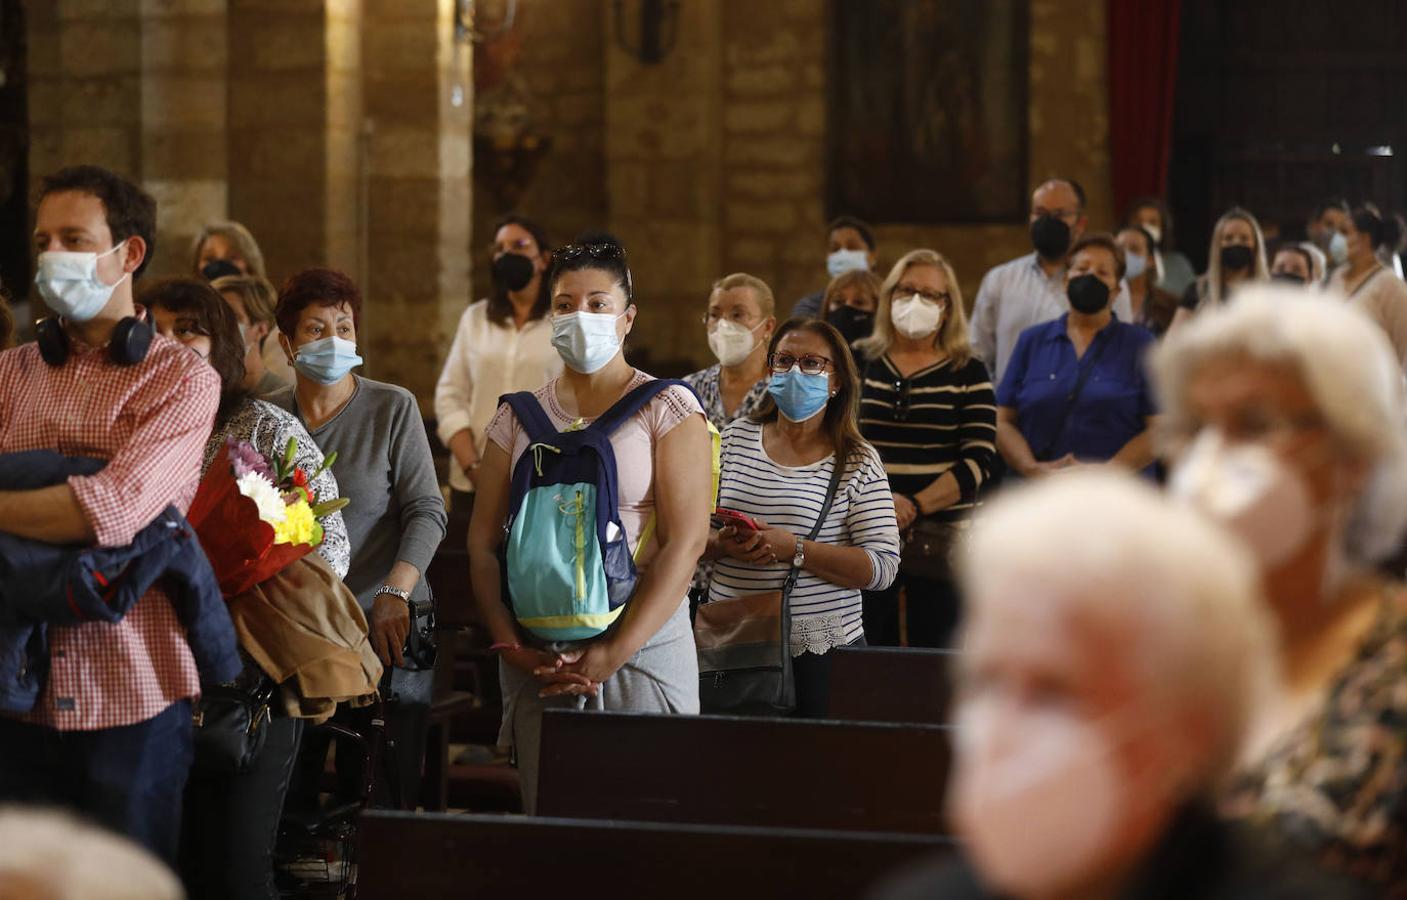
[1332,266,1407,369]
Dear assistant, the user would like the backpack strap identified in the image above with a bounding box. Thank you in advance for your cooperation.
[498,391,559,445]
[590,378,697,437]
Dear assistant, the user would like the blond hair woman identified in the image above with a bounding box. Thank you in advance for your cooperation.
[855,249,996,648]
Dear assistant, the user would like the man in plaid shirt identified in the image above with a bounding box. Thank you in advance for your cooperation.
[0,166,220,863]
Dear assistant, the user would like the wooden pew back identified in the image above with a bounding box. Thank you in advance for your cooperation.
[826,646,957,725]
[358,810,954,899]
[537,710,952,834]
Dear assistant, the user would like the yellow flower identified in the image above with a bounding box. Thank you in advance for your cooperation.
[272,500,324,547]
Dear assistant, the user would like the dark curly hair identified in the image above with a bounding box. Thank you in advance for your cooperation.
[140,278,247,424]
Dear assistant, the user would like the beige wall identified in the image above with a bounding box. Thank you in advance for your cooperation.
[28,0,473,407]
[475,0,1114,375]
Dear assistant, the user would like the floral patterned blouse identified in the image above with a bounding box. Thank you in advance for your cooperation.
[682,363,770,430]
[1224,582,1407,895]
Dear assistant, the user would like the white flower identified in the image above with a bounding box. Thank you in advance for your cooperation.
[236,471,288,524]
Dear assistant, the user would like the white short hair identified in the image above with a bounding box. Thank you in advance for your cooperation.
[1151,286,1407,563]
[0,807,183,899]
[959,471,1277,784]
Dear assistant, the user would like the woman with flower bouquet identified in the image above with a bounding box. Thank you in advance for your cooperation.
[145,279,369,900]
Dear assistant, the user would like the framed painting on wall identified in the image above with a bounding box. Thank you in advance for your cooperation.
[827,0,1030,225]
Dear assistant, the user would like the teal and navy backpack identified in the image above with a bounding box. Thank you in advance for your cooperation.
[498,380,701,644]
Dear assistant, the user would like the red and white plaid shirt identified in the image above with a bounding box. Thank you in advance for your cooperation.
[0,327,219,731]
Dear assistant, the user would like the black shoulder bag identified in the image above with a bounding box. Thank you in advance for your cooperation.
[695,458,846,716]
[1034,333,1111,462]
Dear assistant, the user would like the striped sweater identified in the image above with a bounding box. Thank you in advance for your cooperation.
[708,418,900,655]
[858,354,996,523]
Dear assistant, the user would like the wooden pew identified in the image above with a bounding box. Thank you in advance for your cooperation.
[358,810,954,900]
[826,646,957,725]
[536,710,952,834]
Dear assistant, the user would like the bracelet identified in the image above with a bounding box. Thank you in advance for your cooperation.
[490,641,522,653]
[903,494,921,515]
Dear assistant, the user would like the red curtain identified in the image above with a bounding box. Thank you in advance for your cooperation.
[1107,0,1182,219]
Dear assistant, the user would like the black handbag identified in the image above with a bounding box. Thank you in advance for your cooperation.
[192,676,276,776]
[380,593,438,708]
[696,460,845,716]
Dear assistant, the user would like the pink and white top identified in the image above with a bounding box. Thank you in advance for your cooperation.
[485,371,703,566]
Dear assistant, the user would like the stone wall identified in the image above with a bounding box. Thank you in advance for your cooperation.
[27,0,473,407]
[480,0,1115,375]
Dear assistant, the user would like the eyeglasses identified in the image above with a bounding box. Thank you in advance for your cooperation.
[893,286,951,306]
[552,243,633,294]
[554,243,626,263]
[768,352,833,375]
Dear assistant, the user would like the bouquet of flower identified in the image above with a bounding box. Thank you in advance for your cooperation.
[188,436,349,597]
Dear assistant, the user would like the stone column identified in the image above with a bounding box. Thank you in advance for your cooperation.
[604,0,724,373]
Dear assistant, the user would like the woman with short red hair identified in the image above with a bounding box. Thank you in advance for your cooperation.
[271,267,447,807]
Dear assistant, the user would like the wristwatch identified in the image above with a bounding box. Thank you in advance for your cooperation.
[791,537,806,569]
[374,584,411,603]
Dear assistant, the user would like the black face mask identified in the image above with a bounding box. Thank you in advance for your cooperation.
[201,258,242,282]
[1272,271,1307,286]
[1067,274,1110,315]
[493,252,536,292]
[827,305,874,344]
[1220,244,1254,271]
[1030,215,1073,260]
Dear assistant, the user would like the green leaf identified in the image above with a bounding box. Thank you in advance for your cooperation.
[311,449,338,481]
[312,497,351,517]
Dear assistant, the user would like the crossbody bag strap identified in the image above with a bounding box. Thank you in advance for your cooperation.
[779,454,849,653]
[1035,331,1112,461]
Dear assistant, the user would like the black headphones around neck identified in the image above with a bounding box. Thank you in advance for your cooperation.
[36,315,154,367]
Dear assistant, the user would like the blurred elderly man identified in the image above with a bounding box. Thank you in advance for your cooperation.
[0,807,182,900]
[874,471,1366,899]
[1154,287,1407,894]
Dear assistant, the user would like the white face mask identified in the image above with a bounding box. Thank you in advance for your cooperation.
[707,318,764,368]
[951,697,1131,896]
[551,310,626,374]
[1329,231,1349,266]
[1168,428,1316,567]
[34,241,129,323]
[1142,223,1163,245]
[1124,252,1148,281]
[890,293,945,339]
[827,248,869,279]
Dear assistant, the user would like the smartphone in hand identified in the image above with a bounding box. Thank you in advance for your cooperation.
[710,508,762,533]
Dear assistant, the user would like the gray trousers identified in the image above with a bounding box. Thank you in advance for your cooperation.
[499,599,699,813]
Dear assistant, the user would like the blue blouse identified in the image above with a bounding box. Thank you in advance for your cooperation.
[996,314,1156,463]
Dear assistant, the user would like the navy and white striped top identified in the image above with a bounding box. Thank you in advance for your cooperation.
[708,418,901,655]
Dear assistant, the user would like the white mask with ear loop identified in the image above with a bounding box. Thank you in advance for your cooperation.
[1168,428,1318,567]
[951,697,1164,897]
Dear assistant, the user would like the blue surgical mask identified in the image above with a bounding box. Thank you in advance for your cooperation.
[1329,231,1348,266]
[551,311,625,374]
[827,248,869,279]
[768,367,832,422]
[1124,252,1147,280]
[34,241,129,323]
[293,335,363,385]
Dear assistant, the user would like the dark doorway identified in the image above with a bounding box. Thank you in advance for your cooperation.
[0,1,27,306]
[1168,1,1407,271]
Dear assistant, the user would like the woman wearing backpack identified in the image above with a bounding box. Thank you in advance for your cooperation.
[468,233,713,813]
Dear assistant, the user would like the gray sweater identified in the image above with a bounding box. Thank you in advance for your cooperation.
[270,377,447,611]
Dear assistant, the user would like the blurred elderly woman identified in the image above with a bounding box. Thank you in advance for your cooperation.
[877,471,1364,898]
[1153,287,1407,895]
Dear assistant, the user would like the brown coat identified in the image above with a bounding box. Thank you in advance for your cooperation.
[228,551,382,724]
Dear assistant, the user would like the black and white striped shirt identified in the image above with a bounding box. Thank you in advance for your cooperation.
[859,355,996,523]
[708,418,900,655]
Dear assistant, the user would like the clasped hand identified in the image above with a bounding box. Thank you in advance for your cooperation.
[717,517,797,566]
[503,640,626,699]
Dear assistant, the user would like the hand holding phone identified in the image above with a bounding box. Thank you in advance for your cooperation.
[710,507,761,534]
